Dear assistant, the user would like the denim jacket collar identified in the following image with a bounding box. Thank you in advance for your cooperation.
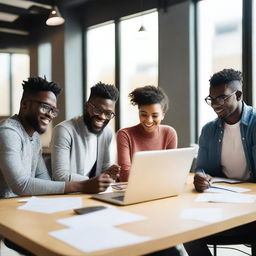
[216,101,250,128]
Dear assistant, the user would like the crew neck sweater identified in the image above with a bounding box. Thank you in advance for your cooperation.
[117,123,177,181]
[0,115,65,198]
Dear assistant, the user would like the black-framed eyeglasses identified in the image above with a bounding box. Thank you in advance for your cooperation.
[87,102,115,120]
[30,100,59,118]
[204,91,237,106]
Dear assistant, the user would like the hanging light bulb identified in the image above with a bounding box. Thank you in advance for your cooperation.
[138,24,146,32]
[138,0,147,33]
[46,6,65,26]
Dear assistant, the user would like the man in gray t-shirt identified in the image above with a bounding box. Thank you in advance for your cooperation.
[0,77,113,199]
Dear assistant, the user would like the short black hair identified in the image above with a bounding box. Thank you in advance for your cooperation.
[22,76,62,98]
[89,82,119,102]
[129,86,169,113]
[209,69,243,90]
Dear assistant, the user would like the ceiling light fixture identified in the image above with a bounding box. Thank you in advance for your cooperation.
[138,0,146,33]
[46,6,65,26]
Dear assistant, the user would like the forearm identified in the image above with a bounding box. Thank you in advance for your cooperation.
[64,181,83,193]
[119,168,129,182]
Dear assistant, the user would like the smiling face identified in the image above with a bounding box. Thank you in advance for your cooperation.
[21,91,57,136]
[209,84,243,124]
[139,103,165,133]
[84,97,115,134]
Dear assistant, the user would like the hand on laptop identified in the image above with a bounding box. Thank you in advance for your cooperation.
[104,164,121,180]
[80,173,113,193]
[194,172,212,192]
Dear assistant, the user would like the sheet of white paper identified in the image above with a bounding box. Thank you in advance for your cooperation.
[205,184,250,193]
[58,207,147,227]
[181,208,223,223]
[212,177,243,184]
[100,185,113,194]
[195,193,255,203]
[49,225,151,253]
[17,196,82,214]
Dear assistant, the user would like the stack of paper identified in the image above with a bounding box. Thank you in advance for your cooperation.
[196,193,256,203]
[17,196,82,214]
[50,225,150,253]
[49,207,151,253]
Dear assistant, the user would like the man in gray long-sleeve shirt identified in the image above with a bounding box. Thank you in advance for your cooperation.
[51,82,120,182]
[0,77,113,199]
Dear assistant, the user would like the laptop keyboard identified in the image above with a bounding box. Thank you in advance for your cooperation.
[112,195,124,201]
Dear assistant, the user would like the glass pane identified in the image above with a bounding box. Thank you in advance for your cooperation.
[197,0,242,134]
[86,22,115,128]
[38,43,52,147]
[86,23,115,95]
[253,0,256,107]
[120,11,158,128]
[0,53,10,116]
[11,54,30,115]
[38,42,52,81]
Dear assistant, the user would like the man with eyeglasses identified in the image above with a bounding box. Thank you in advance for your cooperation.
[51,82,120,188]
[184,69,256,256]
[0,77,115,255]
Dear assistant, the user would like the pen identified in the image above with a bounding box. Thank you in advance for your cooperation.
[209,185,238,193]
[201,169,211,188]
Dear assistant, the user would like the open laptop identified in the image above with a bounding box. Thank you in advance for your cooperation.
[92,147,195,205]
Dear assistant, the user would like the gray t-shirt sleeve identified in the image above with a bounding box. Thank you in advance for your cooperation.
[0,128,65,196]
[51,125,86,182]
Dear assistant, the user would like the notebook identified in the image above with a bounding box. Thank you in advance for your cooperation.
[92,147,195,205]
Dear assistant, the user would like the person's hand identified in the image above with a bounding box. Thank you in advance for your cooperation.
[104,164,121,180]
[194,172,212,192]
[80,173,113,193]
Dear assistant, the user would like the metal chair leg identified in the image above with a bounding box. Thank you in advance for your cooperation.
[213,244,217,256]
[251,243,256,256]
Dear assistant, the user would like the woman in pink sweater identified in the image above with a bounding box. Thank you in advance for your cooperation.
[117,86,178,182]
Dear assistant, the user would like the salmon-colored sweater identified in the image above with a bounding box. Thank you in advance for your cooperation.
[116,123,178,181]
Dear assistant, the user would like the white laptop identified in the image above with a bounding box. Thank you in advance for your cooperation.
[92,147,195,206]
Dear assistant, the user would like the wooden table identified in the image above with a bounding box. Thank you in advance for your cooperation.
[1,177,256,256]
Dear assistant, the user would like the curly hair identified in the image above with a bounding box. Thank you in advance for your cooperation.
[22,76,62,97]
[129,85,169,113]
[209,69,243,89]
[89,82,119,102]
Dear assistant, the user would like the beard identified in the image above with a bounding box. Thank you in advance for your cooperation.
[83,112,109,134]
[25,114,45,134]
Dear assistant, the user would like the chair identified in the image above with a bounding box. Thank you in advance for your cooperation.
[206,235,256,256]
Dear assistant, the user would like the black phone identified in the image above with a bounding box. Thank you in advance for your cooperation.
[73,206,107,215]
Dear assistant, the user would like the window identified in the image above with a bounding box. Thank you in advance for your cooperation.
[0,54,10,116]
[38,42,52,147]
[85,11,158,130]
[120,11,158,128]
[86,22,115,129]
[86,22,115,96]
[0,53,29,116]
[197,0,242,134]
[38,42,52,80]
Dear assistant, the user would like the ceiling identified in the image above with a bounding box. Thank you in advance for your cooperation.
[0,0,95,36]
[0,0,56,36]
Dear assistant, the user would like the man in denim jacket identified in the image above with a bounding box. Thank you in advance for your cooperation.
[184,68,256,256]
